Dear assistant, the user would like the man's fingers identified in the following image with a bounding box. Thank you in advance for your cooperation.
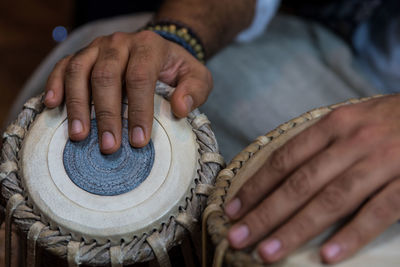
[227,134,372,249]
[321,178,400,264]
[170,67,213,118]
[224,104,379,221]
[224,119,335,221]
[254,152,394,263]
[64,47,99,141]
[126,31,166,148]
[92,36,129,154]
[45,55,71,108]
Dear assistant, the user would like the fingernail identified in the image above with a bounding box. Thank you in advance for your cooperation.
[183,95,193,113]
[229,224,249,246]
[131,126,145,146]
[323,243,341,259]
[102,131,115,150]
[225,198,241,217]
[45,90,54,102]
[71,119,83,135]
[260,239,282,257]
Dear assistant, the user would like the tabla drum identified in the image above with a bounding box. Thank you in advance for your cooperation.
[0,82,224,267]
[204,95,400,267]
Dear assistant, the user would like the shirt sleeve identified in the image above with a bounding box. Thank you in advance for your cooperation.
[236,0,281,43]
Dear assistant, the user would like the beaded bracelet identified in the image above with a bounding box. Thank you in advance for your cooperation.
[143,21,206,63]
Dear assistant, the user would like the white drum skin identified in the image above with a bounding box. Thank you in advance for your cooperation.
[20,95,199,245]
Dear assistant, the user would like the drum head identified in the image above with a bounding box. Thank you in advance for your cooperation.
[20,94,199,244]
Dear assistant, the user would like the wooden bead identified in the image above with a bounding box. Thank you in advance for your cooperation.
[189,38,197,46]
[194,44,202,52]
[169,24,176,33]
[197,52,204,59]
[183,33,191,41]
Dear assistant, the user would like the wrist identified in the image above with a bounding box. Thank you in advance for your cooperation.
[155,0,256,58]
[143,20,206,63]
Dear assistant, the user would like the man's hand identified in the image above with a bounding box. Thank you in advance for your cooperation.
[224,95,400,264]
[44,31,212,154]
[43,0,256,154]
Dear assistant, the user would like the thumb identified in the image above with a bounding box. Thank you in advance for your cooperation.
[170,74,213,118]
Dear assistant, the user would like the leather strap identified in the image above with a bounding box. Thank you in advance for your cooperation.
[27,221,46,267]
[5,193,25,267]
[147,232,171,267]
[67,241,81,267]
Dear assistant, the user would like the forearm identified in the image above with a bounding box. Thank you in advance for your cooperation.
[155,0,256,59]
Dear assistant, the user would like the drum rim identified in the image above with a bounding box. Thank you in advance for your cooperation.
[204,95,384,267]
[0,82,224,266]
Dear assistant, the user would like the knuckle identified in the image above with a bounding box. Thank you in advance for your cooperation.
[334,174,356,193]
[91,68,117,87]
[269,146,289,174]
[326,106,352,125]
[128,106,148,119]
[307,154,325,177]
[135,30,159,42]
[331,167,366,196]
[65,59,85,77]
[57,56,71,66]
[89,36,104,46]
[347,224,365,245]
[246,206,271,230]
[66,96,86,110]
[351,125,379,144]
[108,31,126,43]
[290,215,314,243]
[101,48,120,61]
[282,170,311,199]
[317,187,345,213]
[95,109,119,122]
[132,44,154,63]
[368,203,392,221]
[126,69,151,89]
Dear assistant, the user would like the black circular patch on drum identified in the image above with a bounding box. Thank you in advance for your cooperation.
[63,119,154,196]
